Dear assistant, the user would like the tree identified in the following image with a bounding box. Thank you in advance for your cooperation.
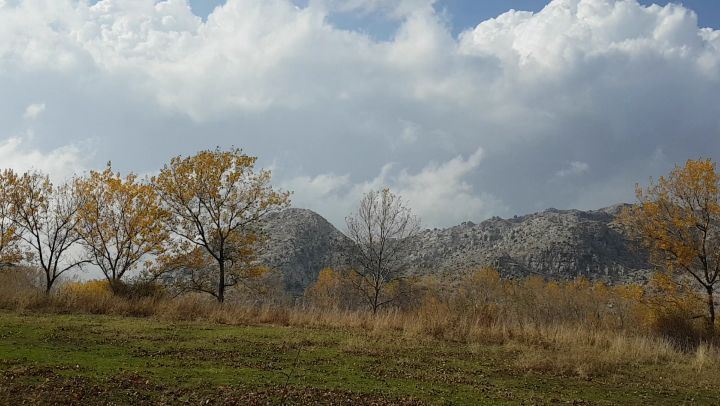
[304,268,365,310]
[9,171,87,293]
[155,236,268,300]
[153,148,290,303]
[74,164,167,288]
[620,159,720,331]
[0,170,24,267]
[344,189,420,314]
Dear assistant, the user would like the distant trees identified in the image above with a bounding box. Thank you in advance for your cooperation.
[74,164,167,289]
[620,159,720,332]
[153,148,290,302]
[343,189,420,314]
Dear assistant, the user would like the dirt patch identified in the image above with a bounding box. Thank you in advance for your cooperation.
[0,367,424,405]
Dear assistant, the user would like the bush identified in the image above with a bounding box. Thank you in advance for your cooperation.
[304,268,365,310]
[0,267,43,298]
[61,280,112,298]
[109,279,164,300]
[642,272,711,347]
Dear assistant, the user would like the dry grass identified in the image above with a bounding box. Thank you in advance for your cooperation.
[1,290,718,378]
[1,268,719,380]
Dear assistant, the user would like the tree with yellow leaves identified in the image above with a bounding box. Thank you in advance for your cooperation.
[74,164,167,288]
[153,148,290,303]
[8,171,88,293]
[0,170,24,267]
[620,159,720,331]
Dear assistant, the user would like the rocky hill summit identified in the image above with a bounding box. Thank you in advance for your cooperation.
[260,205,651,293]
[404,204,650,282]
[260,208,350,294]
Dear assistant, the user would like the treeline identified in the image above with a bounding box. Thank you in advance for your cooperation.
[0,265,714,351]
[0,151,719,346]
[0,148,290,300]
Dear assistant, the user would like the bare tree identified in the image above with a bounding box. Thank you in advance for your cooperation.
[8,171,87,292]
[344,189,420,314]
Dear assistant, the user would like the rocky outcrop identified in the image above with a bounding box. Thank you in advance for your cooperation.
[404,204,650,283]
[260,208,350,294]
[260,205,651,293]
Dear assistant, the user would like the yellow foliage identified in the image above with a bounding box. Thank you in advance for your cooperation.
[305,268,366,310]
[305,268,342,308]
[0,170,24,265]
[152,148,290,302]
[61,280,112,298]
[244,265,271,279]
[74,163,167,283]
[646,272,704,318]
[619,158,720,329]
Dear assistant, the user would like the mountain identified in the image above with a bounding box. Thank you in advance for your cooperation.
[403,204,650,282]
[260,208,350,294]
[259,205,652,294]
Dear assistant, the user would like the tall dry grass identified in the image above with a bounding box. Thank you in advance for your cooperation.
[0,266,718,378]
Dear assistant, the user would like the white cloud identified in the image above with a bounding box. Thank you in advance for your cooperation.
[284,147,506,228]
[0,136,89,181]
[398,119,419,144]
[23,102,45,120]
[556,161,589,178]
[0,0,718,227]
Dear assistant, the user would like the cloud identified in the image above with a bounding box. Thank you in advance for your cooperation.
[0,0,718,227]
[284,147,506,228]
[23,103,46,120]
[0,136,89,181]
[556,161,589,178]
[317,0,436,19]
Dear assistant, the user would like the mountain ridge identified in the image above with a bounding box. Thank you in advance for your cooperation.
[259,204,651,294]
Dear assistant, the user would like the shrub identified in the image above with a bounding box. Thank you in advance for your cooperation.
[61,279,112,298]
[109,279,164,300]
[642,272,710,347]
[304,268,364,310]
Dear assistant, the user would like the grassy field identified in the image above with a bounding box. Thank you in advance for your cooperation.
[0,311,718,405]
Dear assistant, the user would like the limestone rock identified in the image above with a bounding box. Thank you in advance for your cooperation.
[259,204,651,293]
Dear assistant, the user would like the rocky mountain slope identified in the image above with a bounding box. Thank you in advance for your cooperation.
[260,208,350,294]
[260,205,651,293]
[404,204,650,282]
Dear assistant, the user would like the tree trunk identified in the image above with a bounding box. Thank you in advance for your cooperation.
[707,285,716,334]
[109,276,123,295]
[372,281,380,315]
[217,261,225,303]
[44,273,52,294]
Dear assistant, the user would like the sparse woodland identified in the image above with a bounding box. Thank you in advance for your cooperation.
[0,152,719,386]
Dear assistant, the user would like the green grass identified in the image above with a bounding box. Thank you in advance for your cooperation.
[0,311,717,405]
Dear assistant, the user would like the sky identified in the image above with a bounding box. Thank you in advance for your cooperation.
[1,0,719,229]
[187,1,720,33]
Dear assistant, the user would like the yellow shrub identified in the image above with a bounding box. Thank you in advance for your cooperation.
[61,280,112,299]
[305,268,366,310]
[640,272,707,344]
[305,268,342,309]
